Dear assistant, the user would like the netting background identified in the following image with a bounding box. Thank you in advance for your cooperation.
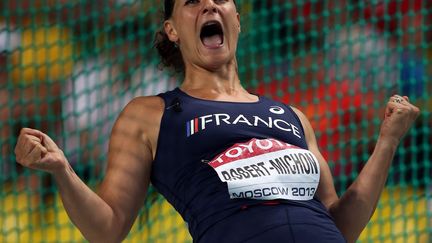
[0,0,431,242]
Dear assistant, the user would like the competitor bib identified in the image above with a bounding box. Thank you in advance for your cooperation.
[208,138,320,200]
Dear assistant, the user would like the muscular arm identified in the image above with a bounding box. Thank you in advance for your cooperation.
[291,96,419,243]
[16,96,163,243]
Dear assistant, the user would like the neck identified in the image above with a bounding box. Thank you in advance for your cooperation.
[181,59,242,94]
[179,59,258,103]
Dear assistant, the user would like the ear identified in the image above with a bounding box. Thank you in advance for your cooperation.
[164,20,179,43]
[236,13,241,33]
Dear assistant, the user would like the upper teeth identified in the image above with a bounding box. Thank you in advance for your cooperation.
[204,21,218,26]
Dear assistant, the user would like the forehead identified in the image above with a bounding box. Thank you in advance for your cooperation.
[171,0,237,9]
[168,0,239,19]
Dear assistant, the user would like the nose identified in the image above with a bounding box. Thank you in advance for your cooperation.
[202,0,218,14]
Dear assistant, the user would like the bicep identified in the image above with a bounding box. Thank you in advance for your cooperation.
[98,101,153,233]
[291,107,338,210]
[310,145,338,210]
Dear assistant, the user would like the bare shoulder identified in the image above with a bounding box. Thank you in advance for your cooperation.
[119,95,165,125]
[289,106,314,138]
[114,95,165,159]
[290,106,307,122]
[121,95,165,117]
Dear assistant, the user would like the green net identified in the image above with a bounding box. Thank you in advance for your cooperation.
[1,0,431,242]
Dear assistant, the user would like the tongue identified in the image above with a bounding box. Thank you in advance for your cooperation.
[202,34,222,48]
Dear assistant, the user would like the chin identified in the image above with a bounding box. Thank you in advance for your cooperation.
[203,57,234,71]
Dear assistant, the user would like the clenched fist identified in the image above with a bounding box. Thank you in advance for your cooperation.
[380,95,420,144]
[15,128,68,174]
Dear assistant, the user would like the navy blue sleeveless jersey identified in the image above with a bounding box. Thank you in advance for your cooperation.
[151,88,345,242]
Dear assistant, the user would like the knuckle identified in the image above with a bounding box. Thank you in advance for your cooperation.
[34,143,43,152]
[14,151,22,161]
[16,156,28,165]
[407,107,419,116]
[23,134,31,141]
[20,128,29,135]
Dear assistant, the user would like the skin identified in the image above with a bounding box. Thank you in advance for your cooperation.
[15,1,420,242]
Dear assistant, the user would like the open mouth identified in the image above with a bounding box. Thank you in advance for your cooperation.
[200,21,224,49]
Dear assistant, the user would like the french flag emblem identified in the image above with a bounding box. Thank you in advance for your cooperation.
[186,118,200,137]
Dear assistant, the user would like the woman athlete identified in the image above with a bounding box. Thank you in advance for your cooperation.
[15,0,420,242]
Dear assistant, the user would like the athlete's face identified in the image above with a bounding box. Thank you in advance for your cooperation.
[164,0,240,71]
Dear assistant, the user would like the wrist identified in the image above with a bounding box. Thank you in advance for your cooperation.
[52,163,74,181]
[376,135,399,151]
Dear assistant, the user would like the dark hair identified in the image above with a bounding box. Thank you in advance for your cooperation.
[154,0,184,73]
[154,0,237,73]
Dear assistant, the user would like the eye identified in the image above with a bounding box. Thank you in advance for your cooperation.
[185,0,199,5]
